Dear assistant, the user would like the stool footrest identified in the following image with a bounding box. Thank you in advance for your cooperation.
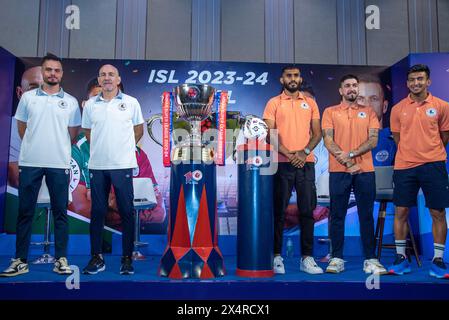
[31,241,54,246]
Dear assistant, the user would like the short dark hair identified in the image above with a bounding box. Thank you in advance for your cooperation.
[86,78,100,97]
[281,65,300,75]
[340,74,359,86]
[41,52,62,65]
[407,64,430,79]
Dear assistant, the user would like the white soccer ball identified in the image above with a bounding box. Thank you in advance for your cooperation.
[242,116,268,141]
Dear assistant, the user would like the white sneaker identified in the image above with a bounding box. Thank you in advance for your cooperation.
[273,256,285,274]
[53,257,73,275]
[326,257,345,273]
[363,258,387,275]
[300,256,324,274]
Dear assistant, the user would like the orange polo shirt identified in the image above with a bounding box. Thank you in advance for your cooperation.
[390,93,449,170]
[263,91,320,162]
[322,103,380,173]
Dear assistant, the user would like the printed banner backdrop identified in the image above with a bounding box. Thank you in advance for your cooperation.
[391,53,449,260]
[5,56,397,255]
[0,48,16,233]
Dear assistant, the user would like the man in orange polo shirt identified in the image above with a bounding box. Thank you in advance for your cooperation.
[387,64,449,279]
[263,65,323,274]
[322,74,387,274]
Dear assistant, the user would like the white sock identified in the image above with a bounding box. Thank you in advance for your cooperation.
[434,243,445,260]
[395,240,407,257]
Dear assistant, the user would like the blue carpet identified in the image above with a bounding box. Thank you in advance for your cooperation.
[0,255,448,300]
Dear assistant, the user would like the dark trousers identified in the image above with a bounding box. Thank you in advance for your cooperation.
[89,169,134,257]
[16,166,70,260]
[274,162,317,257]
[329,172,376,259]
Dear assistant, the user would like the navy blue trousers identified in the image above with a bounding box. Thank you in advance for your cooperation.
[16,166,70,260]
[329,172,376,259]
[89,169,134,257]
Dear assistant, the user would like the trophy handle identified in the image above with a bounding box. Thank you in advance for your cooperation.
[146,114,163,147]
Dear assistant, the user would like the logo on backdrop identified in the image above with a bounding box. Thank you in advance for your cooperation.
[375,150,389,163]
[69,158,81,192]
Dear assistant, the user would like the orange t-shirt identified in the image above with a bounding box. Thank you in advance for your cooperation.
[263,92,320,162]
[390,93,449,170]
[322,103,380,173]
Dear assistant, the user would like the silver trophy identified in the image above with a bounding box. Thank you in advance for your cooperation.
[148,84,217,163]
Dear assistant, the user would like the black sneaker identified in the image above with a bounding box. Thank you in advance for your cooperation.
[0,258,29,277]
[120,256,134,275]
[83,254,105,275]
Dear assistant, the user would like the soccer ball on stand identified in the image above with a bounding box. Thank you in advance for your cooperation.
[242,116,268,141]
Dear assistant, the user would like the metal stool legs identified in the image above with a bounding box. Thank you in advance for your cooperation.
[375,200,422,267]
[31,208,55,264]
[406,220,422,267]
[132,209,148,260]
[375,201,387,259]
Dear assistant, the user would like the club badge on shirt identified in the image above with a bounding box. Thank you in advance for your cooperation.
[300,102,310,109]
[58,100,68,109]
[358,111,367,119]
[118,103,127,111]
[426,108,437,117]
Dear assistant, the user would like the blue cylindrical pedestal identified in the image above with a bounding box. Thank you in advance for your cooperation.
[236,142,274,277]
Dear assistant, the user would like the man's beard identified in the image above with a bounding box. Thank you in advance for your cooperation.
[283,82,300,93]
[45,79,59,86]
[345,92,357,102]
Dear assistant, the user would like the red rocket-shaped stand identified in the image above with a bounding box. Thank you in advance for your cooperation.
[158,162,225,279]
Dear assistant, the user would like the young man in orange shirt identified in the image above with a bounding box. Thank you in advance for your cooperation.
[388,64,449,278]
[263,66,323,274]
[322,74,387,274]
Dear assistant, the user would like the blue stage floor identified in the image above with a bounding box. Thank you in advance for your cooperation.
[0,255,448,300]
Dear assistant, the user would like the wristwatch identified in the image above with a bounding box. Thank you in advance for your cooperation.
[304,147,311,155]
[349,151,355,158]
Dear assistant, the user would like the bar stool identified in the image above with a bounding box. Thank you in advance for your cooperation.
[132,177,157,260]
[374,166,421,267]
[31,180,55,264]
[316,172,332,262]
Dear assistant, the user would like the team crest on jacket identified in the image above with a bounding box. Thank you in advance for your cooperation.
[300,102,310,109]
[118,103,127,111]
[426,108,437,117]
[358,111,367,119]
[58,100,68,109]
